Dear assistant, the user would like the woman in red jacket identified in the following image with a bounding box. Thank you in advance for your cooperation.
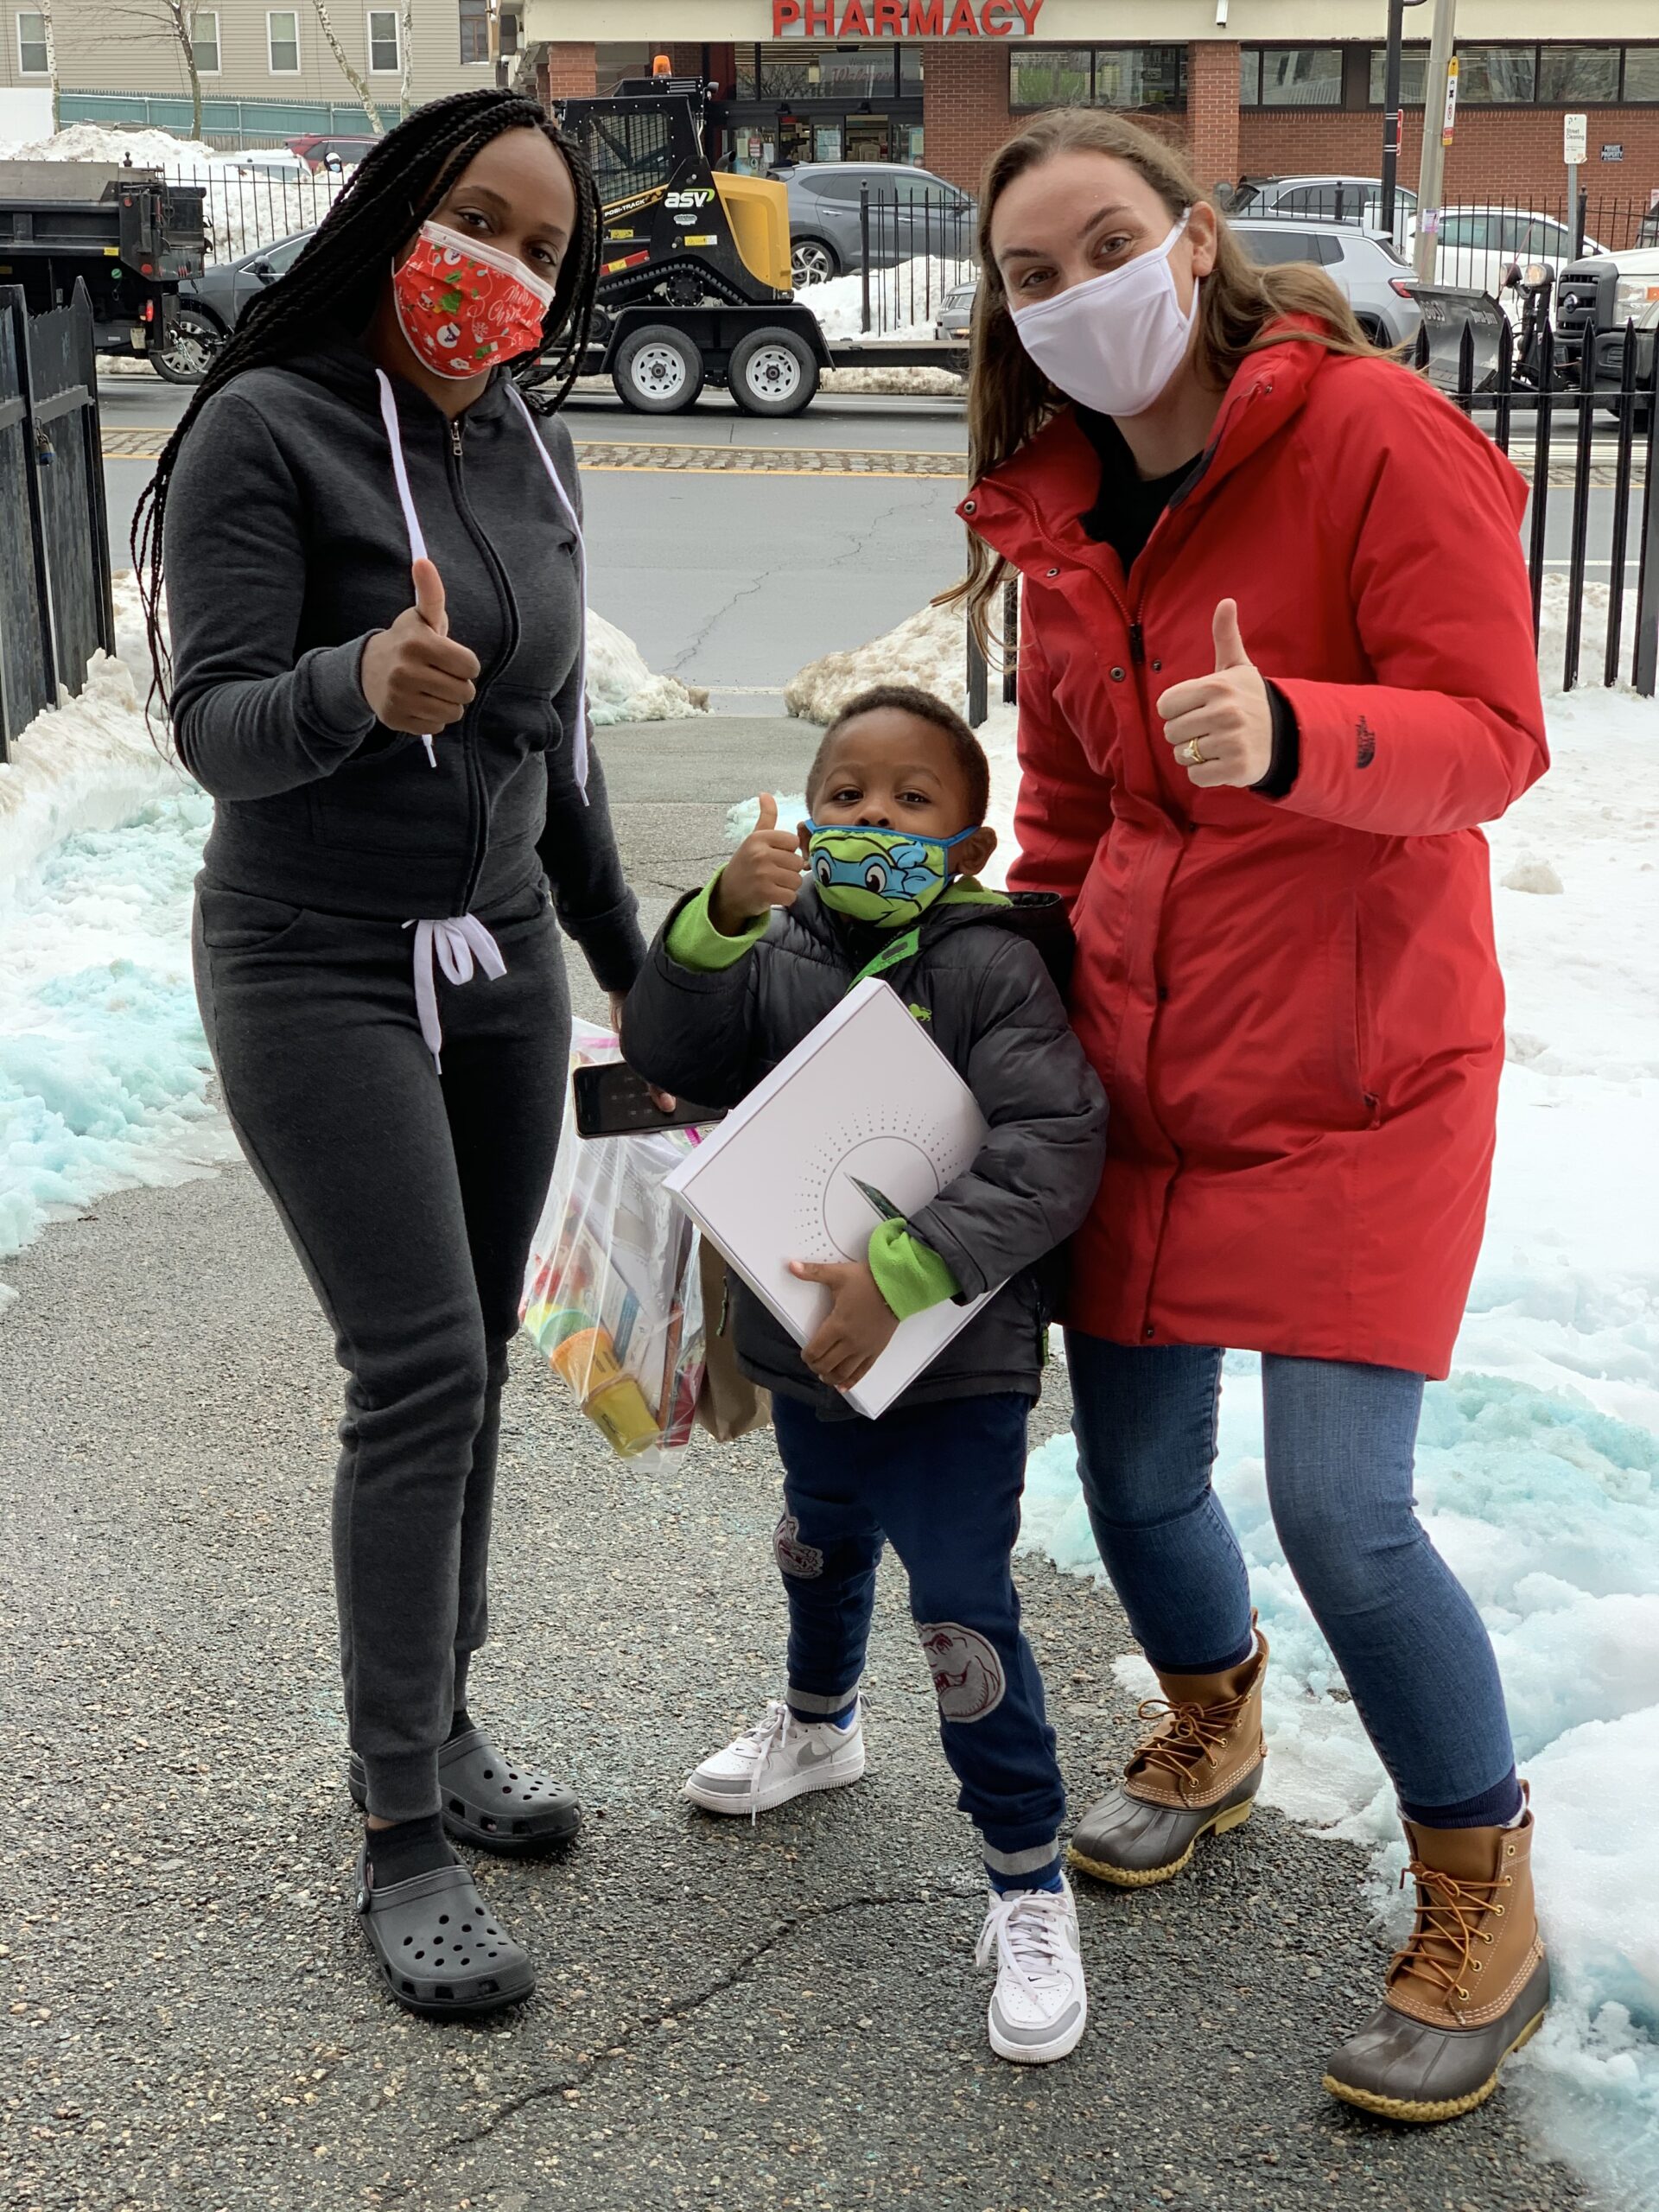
[957,110,1550,2123]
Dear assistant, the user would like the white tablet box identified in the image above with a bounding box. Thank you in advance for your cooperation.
[663,976,999,1420]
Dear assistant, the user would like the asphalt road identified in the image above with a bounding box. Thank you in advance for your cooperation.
[96,376,1640,716]
[0,715,1592,2212]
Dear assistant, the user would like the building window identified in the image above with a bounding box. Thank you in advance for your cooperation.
[1626,48,1659,102]
[367,9,399,73]
[16,10,48,72]
[1240,48,1344,108]
[1536,46,1620,105]
[460,0,488,64]
[191,8,220,73]
[1454,46,1535,104]
[267,9,300,72]
[1010,46,1185,113]
[1367,46,1427,106]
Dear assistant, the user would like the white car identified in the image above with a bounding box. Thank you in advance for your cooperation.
[1433,207,1605,308]
[215,148,308,176]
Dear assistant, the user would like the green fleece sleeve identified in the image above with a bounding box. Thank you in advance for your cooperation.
[663,870,770,972]
[868,1218,960,1319]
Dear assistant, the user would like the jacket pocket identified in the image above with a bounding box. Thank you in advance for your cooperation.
[195,884,310,955]
[1328,892,1380,1128]
[307,735,467,858]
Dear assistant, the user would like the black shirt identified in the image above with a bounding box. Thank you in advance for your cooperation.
[1073,408,1298,799]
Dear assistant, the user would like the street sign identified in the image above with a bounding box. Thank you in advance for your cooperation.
[1602,143,1624,163]
[1563,112,1588,165]
[1440,55,1459,147]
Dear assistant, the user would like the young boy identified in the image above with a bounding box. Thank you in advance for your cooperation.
[621,684,1108,2063]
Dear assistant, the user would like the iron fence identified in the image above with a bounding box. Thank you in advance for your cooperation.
[851,186,977,338]
[166,166,350,268]
[0,282,114,760]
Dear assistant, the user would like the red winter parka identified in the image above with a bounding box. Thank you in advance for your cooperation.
[963,334,1548,1378]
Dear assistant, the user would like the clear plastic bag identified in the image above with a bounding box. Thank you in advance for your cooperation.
[520,1020,705,1459]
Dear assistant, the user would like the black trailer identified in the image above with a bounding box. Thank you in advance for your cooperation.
[0,161,206,365]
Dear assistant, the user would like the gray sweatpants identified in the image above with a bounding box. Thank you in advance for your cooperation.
[194,873,570,1821]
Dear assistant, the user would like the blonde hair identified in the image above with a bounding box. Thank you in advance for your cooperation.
[949,108,1383,642]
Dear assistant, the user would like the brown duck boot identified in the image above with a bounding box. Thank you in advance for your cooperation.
[1068,1623,1268,1888]
[1324,1794,1549,2124]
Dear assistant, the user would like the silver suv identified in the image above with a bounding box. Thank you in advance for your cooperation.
[1229,174,1416,249]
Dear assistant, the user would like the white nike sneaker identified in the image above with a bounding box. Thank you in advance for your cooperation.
[976,1877,1089,2063]
[683,1698,866,1821]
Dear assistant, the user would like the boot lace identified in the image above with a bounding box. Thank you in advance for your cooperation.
[1389,1860,1506,2008]
[976,1888,1072,1999]
[1128,1685,1250,1800]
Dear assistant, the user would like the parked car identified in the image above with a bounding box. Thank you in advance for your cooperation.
[932,219,1422,350]
[155,227,311,382]
[1433,207,1605,308]
[1227,174,1416,248]
[287,133,378,172]
[780,163,975,288]
[216,147,308,176]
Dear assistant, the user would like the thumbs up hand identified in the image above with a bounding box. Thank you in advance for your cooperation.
[359,560,481,736]
[1154,600,1274,790]
[710,791,808,935]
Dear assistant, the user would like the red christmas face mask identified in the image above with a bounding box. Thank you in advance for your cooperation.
[391,220,556,380]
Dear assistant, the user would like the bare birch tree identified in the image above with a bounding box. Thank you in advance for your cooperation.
[398,0,414,118]
[308,0,386,136]
[37,0,61,130]
[105,0,206,141]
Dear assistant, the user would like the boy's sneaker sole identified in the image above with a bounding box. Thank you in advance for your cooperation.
[683,1738,866,1815]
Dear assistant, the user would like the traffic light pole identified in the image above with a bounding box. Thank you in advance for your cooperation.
[1414,0,1459,283]
[1380,0,1406,236]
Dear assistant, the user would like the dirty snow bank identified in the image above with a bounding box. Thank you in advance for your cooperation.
[798,255,969,345]
[588,611,707,725]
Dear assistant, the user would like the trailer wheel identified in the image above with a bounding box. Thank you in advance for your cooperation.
[151,304,226,385]
[613,324,704,413]
[728,327,819,418]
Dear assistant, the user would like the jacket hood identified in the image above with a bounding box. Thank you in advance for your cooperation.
[960,327,1332,575]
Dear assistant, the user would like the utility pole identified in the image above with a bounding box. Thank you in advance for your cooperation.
[1413,0,1459,283]
[1380,0,1428,239]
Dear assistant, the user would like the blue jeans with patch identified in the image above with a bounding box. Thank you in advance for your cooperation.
[1065,1338,1520,1824]
[771,1390,1065,1878]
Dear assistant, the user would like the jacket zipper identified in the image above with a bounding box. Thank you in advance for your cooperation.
[445,410,521,915]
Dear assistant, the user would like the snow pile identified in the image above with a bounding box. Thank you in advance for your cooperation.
[588,609,707,726]
[799,254,971,344]
[784,596,970,723]
[0,120,222,165]
[1015,686,1659,2206]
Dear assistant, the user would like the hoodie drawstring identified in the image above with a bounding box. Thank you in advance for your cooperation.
[373,368,594,1067]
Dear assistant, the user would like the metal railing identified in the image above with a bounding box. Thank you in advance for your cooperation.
[854,186,976,338]
[0,282,114,759]
[165,165,351,266]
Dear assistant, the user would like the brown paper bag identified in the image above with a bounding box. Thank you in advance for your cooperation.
[694,1236,771,1442]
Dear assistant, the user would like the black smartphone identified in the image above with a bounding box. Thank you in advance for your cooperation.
[572,1062,724,1140]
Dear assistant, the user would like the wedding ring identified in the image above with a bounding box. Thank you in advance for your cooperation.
[1183,738,1209,766]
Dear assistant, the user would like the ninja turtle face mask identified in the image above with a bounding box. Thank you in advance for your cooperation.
[804,821,980,926]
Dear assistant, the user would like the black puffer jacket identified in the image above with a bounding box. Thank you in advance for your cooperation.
[623,882,1109,1417]
[164,338,641,985]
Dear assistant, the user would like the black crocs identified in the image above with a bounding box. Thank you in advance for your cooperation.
[354,1847,536,2018]
[347,1727,582,1855]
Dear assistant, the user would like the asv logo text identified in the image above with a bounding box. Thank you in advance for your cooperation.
[664,188,715,210]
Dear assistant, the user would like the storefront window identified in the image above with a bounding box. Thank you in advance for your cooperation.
[731,43,760,97]
[1242,48,1344,108]
[760,43,902,100]
[1009,47,1185,112]
[1536,46,1621,104]
[1626,48,1659,101]
[1456,46,1536,103]
[1367,47,1428,105]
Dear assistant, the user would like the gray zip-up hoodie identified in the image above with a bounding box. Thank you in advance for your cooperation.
[163,337,642,986]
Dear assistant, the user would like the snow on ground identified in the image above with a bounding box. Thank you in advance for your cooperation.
[0,578,705,1300]
[798,254,969,344]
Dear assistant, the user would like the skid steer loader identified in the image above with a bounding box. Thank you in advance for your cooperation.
[542,76,829,416]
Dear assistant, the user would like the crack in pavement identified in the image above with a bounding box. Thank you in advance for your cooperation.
[666,569,776,679]
[382,1883,981,2198]
[825,492,942,573]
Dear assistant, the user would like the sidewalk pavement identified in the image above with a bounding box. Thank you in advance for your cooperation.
[0,721,1586,2212]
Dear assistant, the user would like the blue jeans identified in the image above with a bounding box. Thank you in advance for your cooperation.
[1065,1338,1518,1823]
[770,1391,1065,1878]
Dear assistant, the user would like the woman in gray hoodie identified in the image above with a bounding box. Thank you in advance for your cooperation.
[134,90,643,2018]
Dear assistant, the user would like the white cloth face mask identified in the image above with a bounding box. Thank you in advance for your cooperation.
[1009,210,1198,419]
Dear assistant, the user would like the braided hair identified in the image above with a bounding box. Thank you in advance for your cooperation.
[131,88,601,732]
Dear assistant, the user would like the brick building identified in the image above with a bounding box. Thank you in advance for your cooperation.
[520,0,1659,221]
